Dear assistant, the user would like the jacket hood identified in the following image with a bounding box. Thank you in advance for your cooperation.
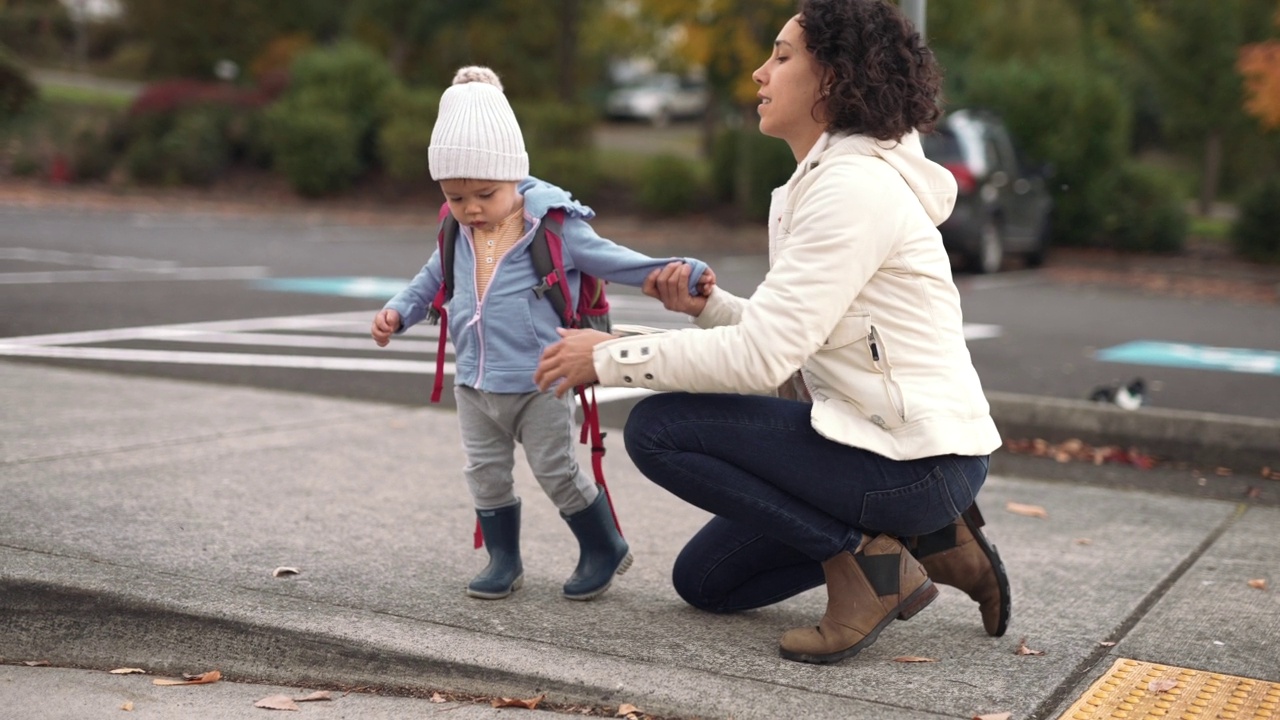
[519,176,596,220]
[822,132,956,225]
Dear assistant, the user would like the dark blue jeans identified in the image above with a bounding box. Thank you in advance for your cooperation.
[623,392,989,613]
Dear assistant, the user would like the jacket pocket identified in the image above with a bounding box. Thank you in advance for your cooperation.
[867,324,907,422]
[858,464,975,537]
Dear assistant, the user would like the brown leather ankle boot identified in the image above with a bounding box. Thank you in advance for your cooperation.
[908,504,1010,637]
[779,534,937,664]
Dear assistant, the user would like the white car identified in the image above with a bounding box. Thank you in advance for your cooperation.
[605,73,708,126]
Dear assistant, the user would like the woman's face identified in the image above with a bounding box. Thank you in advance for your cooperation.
[751,15,828,159]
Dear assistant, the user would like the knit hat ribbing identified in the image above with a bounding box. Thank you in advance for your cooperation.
[429,66,529,182]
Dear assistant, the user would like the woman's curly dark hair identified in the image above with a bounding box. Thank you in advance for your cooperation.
[798,0,942,141]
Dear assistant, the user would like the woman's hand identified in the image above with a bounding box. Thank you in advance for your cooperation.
[643,261,712,317]
[535,327,614,397]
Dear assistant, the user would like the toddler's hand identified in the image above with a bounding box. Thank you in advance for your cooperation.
[371,309,401,347]
[696,266,717,297]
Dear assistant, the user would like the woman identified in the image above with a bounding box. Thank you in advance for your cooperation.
[535,0,1009,665]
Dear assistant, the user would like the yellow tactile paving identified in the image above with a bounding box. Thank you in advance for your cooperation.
[1058,659,1280,720]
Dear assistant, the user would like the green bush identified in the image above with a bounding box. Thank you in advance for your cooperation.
[0,47,38,123]
[377,86,439,184]
[638,154,702,216]
[69,125,116,182]
[530,148,601,203]
[160,110,229,186]
[124,136,166,185]
[957,57,1131,247]
[1231,176,1280,264]
[285,41,395,168]
[513,101,596,153]
[711,127,795,221]
[265,104,361,197]
[1098,163,1187,254]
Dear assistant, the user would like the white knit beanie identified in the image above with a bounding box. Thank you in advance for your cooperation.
[429,66,529,181]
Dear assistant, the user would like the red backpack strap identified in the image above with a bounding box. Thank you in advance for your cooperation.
[527,208,575,327]
[576,384,621,536]
[429,203,457,404]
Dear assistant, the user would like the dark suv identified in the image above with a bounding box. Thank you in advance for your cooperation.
[922,109,1053,273]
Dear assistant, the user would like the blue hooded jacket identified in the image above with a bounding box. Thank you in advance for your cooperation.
[384,176,710,393]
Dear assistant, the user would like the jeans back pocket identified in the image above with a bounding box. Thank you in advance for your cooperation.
[858,462,977,537]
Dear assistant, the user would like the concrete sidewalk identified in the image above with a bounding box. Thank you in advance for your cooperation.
[2,360,1278,720]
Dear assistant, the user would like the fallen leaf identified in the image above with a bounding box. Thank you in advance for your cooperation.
[110,668,146,675]
[1248,578,1268,590]
[430,692,447,704]
[121,701,134,712]
[254,694,300,711]
[1099,641,1117,647]
[295,691,332,702]
[1015,637,1045,656]
[1006,502,1048,519]
[617,703,641,716]
[1075,538,1093,545]
[974,713,1012,720]
[492,694,545,710]
[23,660,50,667]
[272,567,300,578]
[1148,678,1178,693]
[153,670,221,686]
[1215,467,1233,477]
[893,656,938,663]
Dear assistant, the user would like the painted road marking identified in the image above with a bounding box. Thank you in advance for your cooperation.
[1097,341,1280,376]
[0,246,269,284]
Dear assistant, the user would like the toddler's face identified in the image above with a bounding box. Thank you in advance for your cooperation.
[439,179,522,231]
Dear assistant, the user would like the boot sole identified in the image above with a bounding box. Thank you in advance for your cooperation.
[779,579,939,664]
[467,574,524,600]
[563,552,633,602]
[961,507,1011,637]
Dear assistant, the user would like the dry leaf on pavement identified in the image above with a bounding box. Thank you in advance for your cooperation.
[1075,538,1093,545]
[121,701,134,711]
[1006,502,1049,519]
[617,703,641,716]
[893,656,938,663]
[23,660,50,667]
[153,670,221,686]
[492,694,545,709]
[295,691,332,702]
[254,694,300,711]
[272,567,300,577]
[430,692,447,703]
[1248,578,1268,590]
[974,713,1012,720]
[1148,678,1178,693]
[109,668,146,675]
[1099,641,1117,647]
[1015,637,1045,656]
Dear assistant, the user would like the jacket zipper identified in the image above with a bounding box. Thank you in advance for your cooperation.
[868,326,906,421]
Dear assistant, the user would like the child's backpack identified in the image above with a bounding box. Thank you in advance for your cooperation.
[424,203,621,548]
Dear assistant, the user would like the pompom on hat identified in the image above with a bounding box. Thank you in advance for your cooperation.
[429,66,529,181]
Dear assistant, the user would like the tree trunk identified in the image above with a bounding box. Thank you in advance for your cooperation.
[557,0,580,104]
[1198,128,1223,216]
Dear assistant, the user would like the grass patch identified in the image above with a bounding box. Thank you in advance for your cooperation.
[38,83,134,110]
[1188,214,1231,240]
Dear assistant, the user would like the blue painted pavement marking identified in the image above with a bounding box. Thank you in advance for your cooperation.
[1096,341,1280,376]
[254,277,406,300]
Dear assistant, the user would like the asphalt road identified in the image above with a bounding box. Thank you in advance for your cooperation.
[2,205,1277,425]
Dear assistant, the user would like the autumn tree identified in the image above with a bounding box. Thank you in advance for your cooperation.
[1238,5,1280,130]
[1137,0,1277,214]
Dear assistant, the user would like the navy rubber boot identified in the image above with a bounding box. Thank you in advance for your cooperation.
[561,490,633,601]
[467,500,524,600]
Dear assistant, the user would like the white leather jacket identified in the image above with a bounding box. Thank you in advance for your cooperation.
[592,132,1002,460]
